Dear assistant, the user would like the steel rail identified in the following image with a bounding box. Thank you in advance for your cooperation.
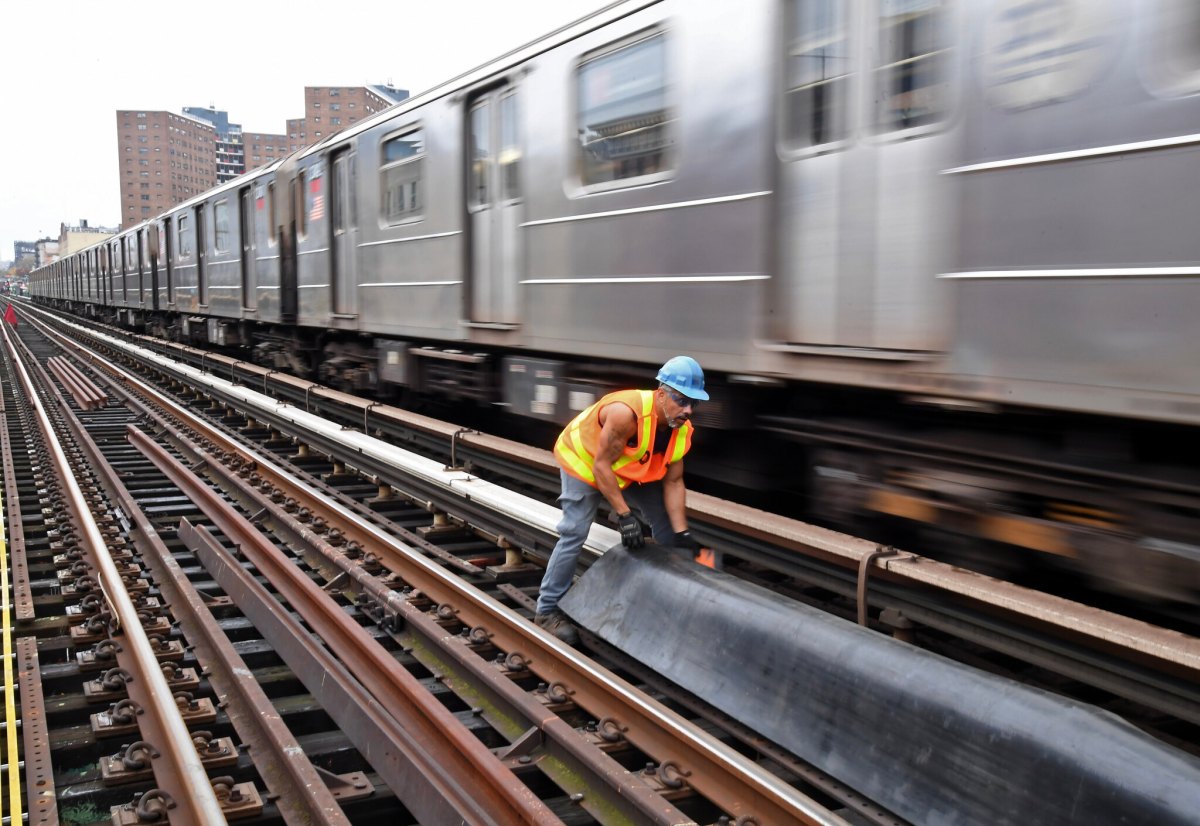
[137,410,699,824]
[52,356,106,407]
[28,364,355,824]
[0,406,20,826]
[14,638,53,826]
[119,368,843,824]
[28,305,1200,788]
[23,305,1200,681]
[37,305,1199,679]
[128,427,559,826]
[0,321,228,826]
[0,343,55,824]
[0,362,33,623]
[34,301,1200,808]
[173,519,527,825]
[26,307,845,823]
[45,357,95,410]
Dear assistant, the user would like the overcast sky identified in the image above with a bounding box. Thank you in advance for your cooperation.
[0,0,611,262]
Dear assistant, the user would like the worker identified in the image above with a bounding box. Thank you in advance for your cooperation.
[535,356,709,644]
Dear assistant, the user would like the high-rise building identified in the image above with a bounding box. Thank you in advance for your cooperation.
[302,85,408,143]
[116,85,409,226]
[244,129,293,173]
[184,107,246,183]
[116,110,218,230]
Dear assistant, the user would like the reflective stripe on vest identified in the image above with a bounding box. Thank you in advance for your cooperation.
[553,389,693,489]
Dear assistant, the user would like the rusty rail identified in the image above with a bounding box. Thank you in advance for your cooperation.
[146,413,700,824]
[0,321,228,826]
[46,356,105,410]
[33,379,354,824]
[129,425,559,826]
[32,303,1198,688]
[116,381,841,824]
[22,308,850,824]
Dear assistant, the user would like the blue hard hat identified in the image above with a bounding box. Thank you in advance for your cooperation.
[656,356,709,401]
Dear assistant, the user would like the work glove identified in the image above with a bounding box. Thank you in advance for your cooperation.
[673,531,702,552]
[616,511,646,549]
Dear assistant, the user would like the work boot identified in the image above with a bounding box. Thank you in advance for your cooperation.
[535,610,579,645]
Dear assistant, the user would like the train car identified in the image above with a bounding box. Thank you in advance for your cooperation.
[804,0,1200,601]
[28,0,1200,603]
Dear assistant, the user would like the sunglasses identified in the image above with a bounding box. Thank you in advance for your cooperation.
[664,387,701,410]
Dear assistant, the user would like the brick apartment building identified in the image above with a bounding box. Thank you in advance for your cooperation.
[116,110,217,230]
[117,85,408,230]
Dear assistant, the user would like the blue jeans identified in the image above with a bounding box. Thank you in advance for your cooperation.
[536,469,675,615]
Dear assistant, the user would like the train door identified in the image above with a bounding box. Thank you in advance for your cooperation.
[466,84,522,325]
[100,246,108,305]
[773,0,952,352]
[251,183,276,318]
[163,217,175,307]
[148,225,160,311]
[136,228,147,308]
[330,149,356,316]
[281,174,300,324]
[113,240,125,304]
[196,205,208,307]
[128,234,139,305]
[240,186,255,311]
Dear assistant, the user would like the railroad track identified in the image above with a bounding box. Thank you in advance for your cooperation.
[27,304,1200,723]
[3,306,865,823]
[4,300,1199,825]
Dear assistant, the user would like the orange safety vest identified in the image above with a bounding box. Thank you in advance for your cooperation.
[554,389,693,489]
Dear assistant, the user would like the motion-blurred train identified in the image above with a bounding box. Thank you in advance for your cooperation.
[31,0,1200,603]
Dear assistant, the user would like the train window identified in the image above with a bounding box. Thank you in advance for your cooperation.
[214,199,231,252]
[874,0,949,131]
[178,215,192,258]
[268,183,277,244]
[296,169,308,238]
[784,0,851,148]
[577,32,671,186]
[381,129,425,224]
[1147,1,1200,95]
[500,92,520,201]
[470,103,491,208]
[304,164,323,231]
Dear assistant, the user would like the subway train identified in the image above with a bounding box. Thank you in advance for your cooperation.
[30,0,1200,604]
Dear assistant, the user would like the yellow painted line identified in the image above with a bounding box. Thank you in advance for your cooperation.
[0,476,20,825]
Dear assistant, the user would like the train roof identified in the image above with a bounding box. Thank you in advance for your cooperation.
[294,0,649,159]
[165,154,289,215]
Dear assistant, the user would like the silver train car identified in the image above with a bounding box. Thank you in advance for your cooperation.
[31,0,1200,602]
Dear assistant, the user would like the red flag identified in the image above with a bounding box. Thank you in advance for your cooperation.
[3,304,16,327]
